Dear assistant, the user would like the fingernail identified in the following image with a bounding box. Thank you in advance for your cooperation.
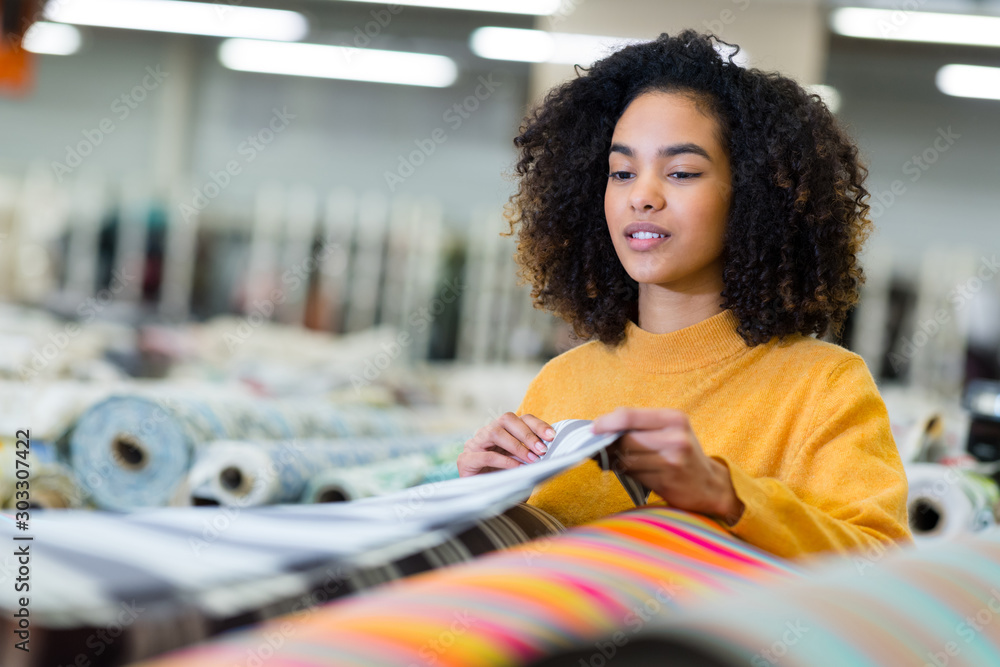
[545,428,555,439]
[527,451,539,462]
[535,441,548,454]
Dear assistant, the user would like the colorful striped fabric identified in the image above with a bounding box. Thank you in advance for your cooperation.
[0,503,564,667]
[133,507,801,667]
[536,526,1000,667]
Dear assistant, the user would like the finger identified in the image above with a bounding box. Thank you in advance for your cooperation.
[520,414,557,443]
[592,407,688,433]
[472,422,538,463]
[495,425,544,461]
[617,447,692,470]
[477,451,525,472]
[465,423,534,459]
[619,428,692,453]
[617,452,685,472]
[499,413,548,457]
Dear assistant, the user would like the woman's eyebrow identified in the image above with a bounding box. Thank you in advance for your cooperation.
[609,142,712,161]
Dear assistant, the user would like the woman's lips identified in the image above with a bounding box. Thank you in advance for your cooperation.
[626,233,671,251]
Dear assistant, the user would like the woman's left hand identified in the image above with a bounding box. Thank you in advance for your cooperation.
[591,407,744,523]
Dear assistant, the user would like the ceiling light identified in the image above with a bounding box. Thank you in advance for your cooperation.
[334,0,561,15]
[44,0,308,42]
[471,28,749,68]
[219,39,458,88]
[470,27,641,65]
[831,7,1000,48]
[806,84,842,113]
[937,64,1000,101]
[22,22,81,56]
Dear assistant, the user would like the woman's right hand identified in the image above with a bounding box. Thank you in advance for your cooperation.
[457,412,556,477]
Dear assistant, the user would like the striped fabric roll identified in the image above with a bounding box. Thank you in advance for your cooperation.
[133,507,800,667]
[0,504,564,667]
[535,526,1000,667]
[69,394,420,510]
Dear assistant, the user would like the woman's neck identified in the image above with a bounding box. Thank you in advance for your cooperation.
[636,282,726,335]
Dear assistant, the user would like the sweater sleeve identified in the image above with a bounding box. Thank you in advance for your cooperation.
[710,357,914,561]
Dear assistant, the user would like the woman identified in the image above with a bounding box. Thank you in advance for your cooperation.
[457,30,912,560]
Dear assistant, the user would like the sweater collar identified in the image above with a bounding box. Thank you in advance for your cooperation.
[615,308,749,373]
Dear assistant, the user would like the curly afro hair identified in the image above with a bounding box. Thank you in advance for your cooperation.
[503,29,872,348]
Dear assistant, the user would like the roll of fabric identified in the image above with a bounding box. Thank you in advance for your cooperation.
[300,453,436,504]
[68,394,418,510]
[302,439,465,502]
[2,461,88,509]
[187,434,466,506]
[531,525,1000,667]
[0,439,86,508]
[906,462,1000,545]
[130,507,801,667]
[0,502,565,667]
[0,418,632,667]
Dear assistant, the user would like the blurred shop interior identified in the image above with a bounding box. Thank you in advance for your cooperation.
[1,0,1000,508]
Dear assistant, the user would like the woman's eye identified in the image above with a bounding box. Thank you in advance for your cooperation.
[671,171,702,179]
[608,171,633,181]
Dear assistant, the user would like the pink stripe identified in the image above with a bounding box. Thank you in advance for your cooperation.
[629,515,781,569]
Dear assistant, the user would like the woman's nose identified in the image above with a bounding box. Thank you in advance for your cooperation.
[628,173,665,211]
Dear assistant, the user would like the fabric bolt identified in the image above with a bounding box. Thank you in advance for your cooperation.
[906,462,1000,545]
[518,308,914,560]
[0,419,626,665]
[1,439,87,508]
[533,526,1000,667]
[301,440,466,503]
[68,394,420,509]
[130,507,801,667]
[187,434,467,506]
[0,503,564,667]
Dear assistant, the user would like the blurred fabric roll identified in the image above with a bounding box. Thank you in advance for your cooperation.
[299,439,463,503]
[530,525,1000,667]
[0,438,88,508]
[0,501,565,667]
[129,507,800,667]
[187,435,465,506]
[68,393,422,510]
[3,461,87,509]
[906,462,1000,546]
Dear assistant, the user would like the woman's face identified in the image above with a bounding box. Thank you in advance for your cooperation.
[604,91,732,292]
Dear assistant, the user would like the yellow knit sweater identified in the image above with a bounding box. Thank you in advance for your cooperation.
[518,308,914,560]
